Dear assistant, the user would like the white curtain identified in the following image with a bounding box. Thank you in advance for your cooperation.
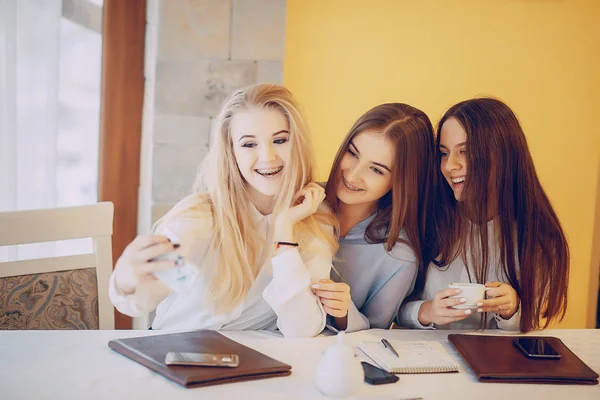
[0,0,102,262]
[0,0,61,212]
[0,0,61,261]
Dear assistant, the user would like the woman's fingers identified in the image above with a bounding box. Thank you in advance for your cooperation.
[435,288,461,301]
[308,191,319,209]
[305,182,323,189]
[294,190,315,216]
[312,280,348,292]
[317,278,334,284]
[130,234,170,251]
[485,281,503,288]
[314,186,326,204]
[303,189,322,210]
[439,296,466,309]
[320,298,346,311]
[484,281,509,298]
[139,260,179,274]
[477,296,514,313]
[136,241,178,262]
[295,184,323,201]
[485,287,508,298]
[441,307,472,318]
[313,289,349,301]
[315,279,351,314]
[304,182,325,194]
[318,188,326,203]
[323,305,347,318]
[286,183,326,223]
[478,297,506,308]
[478,304,514,313]
[303,185,325,207]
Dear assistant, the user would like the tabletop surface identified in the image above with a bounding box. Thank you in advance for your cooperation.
[1,328,599,400]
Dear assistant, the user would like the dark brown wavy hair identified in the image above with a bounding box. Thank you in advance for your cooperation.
[432,98,569,332]
[325,103,436,271]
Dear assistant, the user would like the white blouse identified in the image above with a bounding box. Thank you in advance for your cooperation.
[109,199,333,338]
[398,220,521,331]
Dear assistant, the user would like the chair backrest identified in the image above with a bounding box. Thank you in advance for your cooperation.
[0,202,114,329]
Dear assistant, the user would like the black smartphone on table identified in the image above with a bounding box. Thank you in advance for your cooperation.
[361,361,399,385]
[512,337,561,359]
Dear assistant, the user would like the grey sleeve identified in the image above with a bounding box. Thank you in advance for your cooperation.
[357,258,418,330]
[493,302,521,331]
[397,300,435,329]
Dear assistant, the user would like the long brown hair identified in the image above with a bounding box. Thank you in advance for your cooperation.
[325,103,436,270]
[433,98,569,332]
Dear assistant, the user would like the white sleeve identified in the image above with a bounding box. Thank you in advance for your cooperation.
[108,272,143,317]
[108,273,170,317]
[328,300,370,333]
[262,241,332,338]
[397,300,435,329]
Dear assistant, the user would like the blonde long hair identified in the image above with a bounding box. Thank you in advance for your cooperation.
[158,84,338,312]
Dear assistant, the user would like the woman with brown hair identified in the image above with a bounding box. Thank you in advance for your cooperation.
[398,98,569,332]
[312,103,436,332]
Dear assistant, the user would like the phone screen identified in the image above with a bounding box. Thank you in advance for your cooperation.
[361,362,399,385]
[513,338,561,358]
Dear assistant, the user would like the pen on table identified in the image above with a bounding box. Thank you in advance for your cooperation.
[381,338,399,358]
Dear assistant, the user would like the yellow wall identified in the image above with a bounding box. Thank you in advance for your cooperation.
[284,0,600,328]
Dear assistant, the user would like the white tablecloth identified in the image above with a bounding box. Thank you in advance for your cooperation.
[0,328,598,400]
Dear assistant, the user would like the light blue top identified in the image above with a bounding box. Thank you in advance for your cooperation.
[330,213,419,332]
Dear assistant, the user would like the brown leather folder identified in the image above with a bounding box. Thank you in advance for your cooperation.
[108,330,292,388]
[448,334,598,385]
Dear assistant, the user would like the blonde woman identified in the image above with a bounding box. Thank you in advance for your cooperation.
[109,84,338,338]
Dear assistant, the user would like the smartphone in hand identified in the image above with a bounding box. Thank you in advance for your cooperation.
[151,252,199,292]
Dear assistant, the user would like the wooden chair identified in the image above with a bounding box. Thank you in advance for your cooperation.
[0,202,114,329]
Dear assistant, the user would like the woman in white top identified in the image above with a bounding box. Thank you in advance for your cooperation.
[399,98,569,332]
[311,103,436,332]
[109,84,338,337]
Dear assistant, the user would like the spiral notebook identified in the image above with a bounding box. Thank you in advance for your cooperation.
[358,340,459,374]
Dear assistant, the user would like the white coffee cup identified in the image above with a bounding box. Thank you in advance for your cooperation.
[448,282,490,309]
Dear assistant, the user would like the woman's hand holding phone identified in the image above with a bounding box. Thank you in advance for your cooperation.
[113,235,181,295]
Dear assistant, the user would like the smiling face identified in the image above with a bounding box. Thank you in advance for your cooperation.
[231,107,291,206]
[336,131,394,212]
[439,117,468,201]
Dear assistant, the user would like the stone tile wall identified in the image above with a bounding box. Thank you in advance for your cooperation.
[144,0,287,226]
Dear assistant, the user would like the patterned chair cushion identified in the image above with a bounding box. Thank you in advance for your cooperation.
[0,268,99,330]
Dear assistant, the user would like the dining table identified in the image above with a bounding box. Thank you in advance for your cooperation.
[0,328,598,400]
